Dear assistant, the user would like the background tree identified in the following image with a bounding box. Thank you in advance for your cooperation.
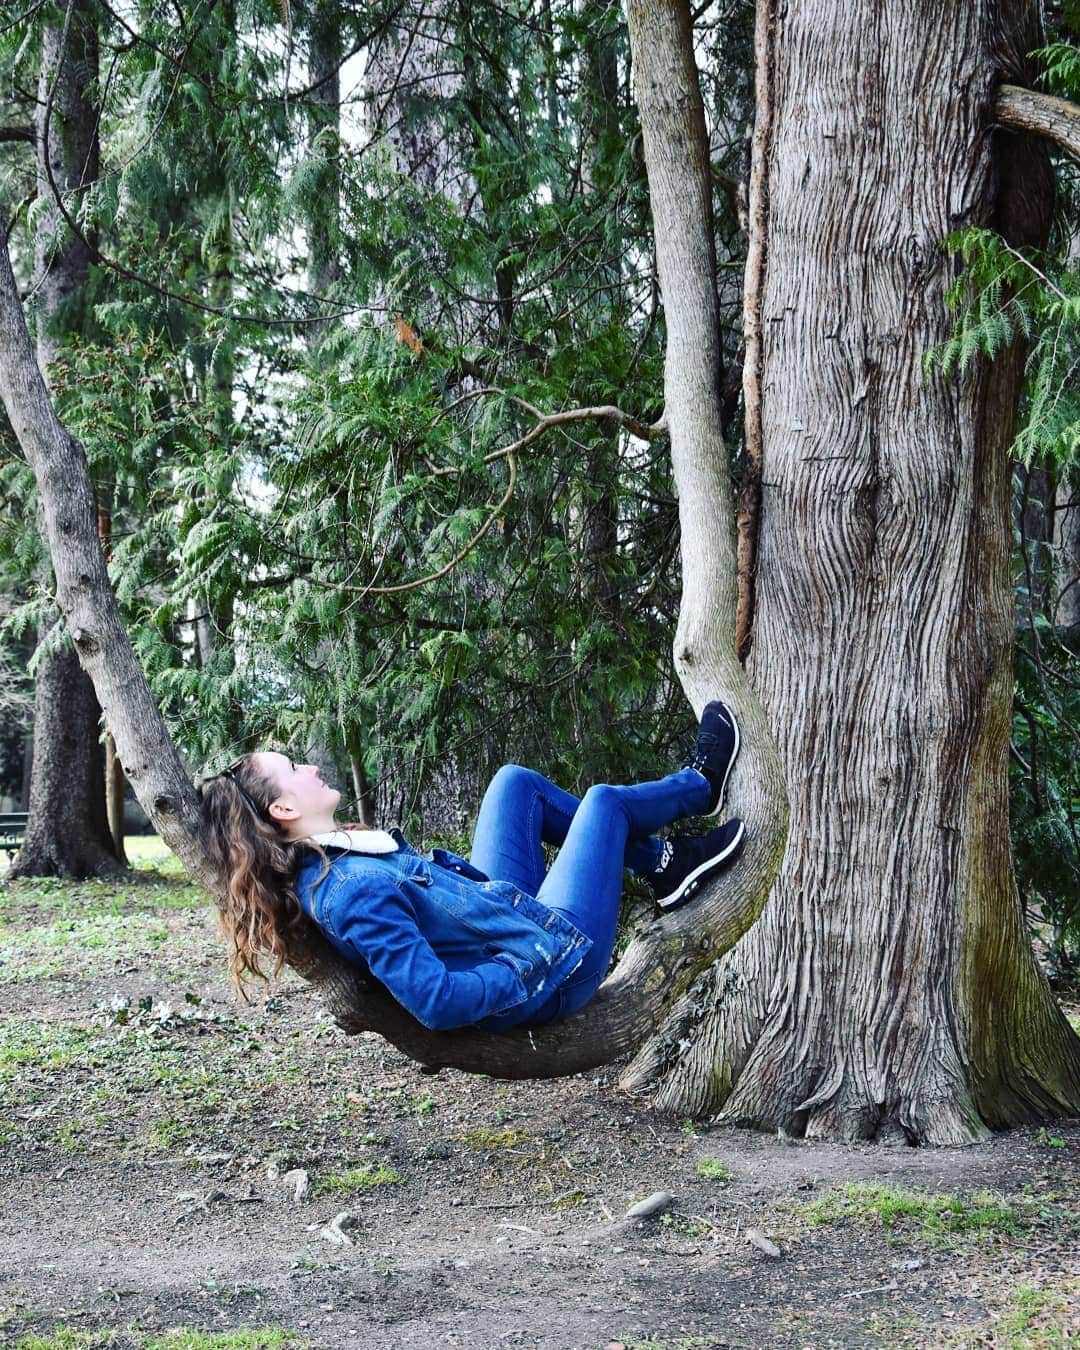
[10,0,123,878]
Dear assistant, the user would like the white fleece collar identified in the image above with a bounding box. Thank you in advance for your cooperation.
[310,828,400,855]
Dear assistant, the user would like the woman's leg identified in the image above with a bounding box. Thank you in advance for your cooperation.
[469,764,665,895]
[524,768,713,1021]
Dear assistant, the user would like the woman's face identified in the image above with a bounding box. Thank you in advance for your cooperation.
[253,751,341,831]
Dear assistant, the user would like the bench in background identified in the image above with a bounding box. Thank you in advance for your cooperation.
[0,812,28,862]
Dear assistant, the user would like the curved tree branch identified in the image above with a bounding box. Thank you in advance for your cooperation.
[995,84,1080,162]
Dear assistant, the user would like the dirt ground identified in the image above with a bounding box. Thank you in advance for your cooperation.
[0,863,1077,1349]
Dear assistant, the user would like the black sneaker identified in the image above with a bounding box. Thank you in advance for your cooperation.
[643,819,747,911]
[683,700,741,815]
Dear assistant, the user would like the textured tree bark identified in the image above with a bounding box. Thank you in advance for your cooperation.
[1054,475,1080,630]
[307,0,342,300]
[365,1,466,199]
[31,0,98,373]
[630,0,1080,1142]
[14,0,122,879]
[98,501,127,866]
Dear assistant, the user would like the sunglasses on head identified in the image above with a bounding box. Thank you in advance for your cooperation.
[209,758,268,820]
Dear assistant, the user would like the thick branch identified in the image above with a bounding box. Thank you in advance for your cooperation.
[619,0,789,1101]
[995,84,1080,162]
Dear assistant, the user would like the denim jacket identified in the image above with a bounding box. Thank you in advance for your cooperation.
[294,830,591,1032]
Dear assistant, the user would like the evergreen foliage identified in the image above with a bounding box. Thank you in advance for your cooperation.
[0,0,753,832]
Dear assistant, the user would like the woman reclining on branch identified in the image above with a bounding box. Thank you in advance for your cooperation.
[199,703,745,1032]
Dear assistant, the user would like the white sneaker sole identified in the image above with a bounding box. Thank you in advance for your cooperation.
[656,819,747,910]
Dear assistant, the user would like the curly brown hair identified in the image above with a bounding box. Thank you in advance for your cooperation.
[198,754,315,998]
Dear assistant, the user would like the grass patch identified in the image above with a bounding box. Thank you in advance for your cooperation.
[696,1158,734,1183]
[0,1002,363,1161]
[143,1115,196,1151]
[941,1279,1080,1348]
[313,1162,404,1195]
[0,1022,104,1081]
[660,1210,714,1238]
[0,873,205,920]
[0,913,173,982]
[788,1183,1022,1244]
[995,1281,1078,1348]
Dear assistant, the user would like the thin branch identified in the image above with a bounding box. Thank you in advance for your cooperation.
[338,454,518,596]
[429,400,666,479]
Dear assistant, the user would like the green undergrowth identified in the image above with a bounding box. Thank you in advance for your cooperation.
[936,1278,1080,1348]
[0,867,210,983]
[0,989,381,1161]
[457,1126,530,1150]
[696,1158,734,1183]
[988,1280,1079,1349]
[313,1161,404,1195]
[1,868,206,918]
[0,913,174,981]
[785,1182,1029,1246]
[14,1329,307,1349]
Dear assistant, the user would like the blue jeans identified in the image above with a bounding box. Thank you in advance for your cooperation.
[469,765,711,1024]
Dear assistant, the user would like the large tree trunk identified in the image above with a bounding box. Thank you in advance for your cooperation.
[16,0,121,879]
[628,0,1080,1142]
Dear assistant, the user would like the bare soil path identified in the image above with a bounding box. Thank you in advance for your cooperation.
[1,865,1076,1349]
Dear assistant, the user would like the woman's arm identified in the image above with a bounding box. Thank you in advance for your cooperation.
[330,877,531,1030]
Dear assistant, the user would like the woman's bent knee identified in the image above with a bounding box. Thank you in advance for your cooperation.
[481,763,546,808]
[580,782,628,819]
[488,763,538,792]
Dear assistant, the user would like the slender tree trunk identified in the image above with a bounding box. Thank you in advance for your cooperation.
[629,0,1080,1142]
[97,501,127,864]
[574,0,621,735]
[345,725,375,829]
[15,0,121,879]
[307,0,341,300]
[1054,474,1080,631]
